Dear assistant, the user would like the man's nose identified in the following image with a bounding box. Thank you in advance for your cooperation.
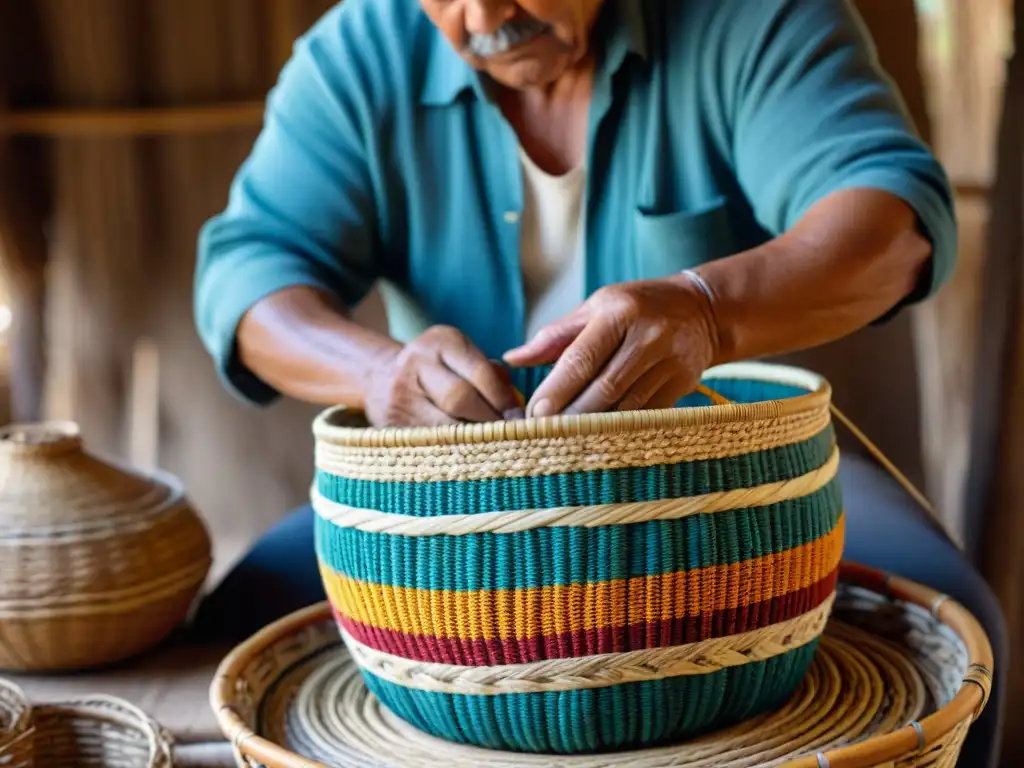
[464,0,517,36]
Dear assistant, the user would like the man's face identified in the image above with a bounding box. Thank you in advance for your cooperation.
[420,0,605,89]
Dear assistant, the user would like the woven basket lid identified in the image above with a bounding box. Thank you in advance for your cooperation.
[0,421,180,534]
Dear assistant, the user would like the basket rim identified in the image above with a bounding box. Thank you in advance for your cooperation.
[0,676,33,735]
[312,361,831,449]
[208,561,994,768]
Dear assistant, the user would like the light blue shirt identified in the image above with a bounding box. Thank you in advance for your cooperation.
[194,0,956,405]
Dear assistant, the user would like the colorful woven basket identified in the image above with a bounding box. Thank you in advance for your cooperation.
[310,361,844,753]
[209,562,994,767]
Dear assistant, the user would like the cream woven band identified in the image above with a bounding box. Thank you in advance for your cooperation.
[340,595,834,696]
[314,408,831,483]
[313,447,839,536]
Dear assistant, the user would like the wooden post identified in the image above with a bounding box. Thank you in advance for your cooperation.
[968,1,1022,763]
[265,0,299,74]
[0,7,49,424]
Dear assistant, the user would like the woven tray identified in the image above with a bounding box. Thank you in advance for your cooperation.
[211,562,993,768]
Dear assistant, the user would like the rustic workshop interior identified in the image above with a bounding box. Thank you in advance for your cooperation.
[0,0,1020,766]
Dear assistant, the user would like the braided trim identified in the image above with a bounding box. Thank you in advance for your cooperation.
[340,594,834,696]
[315,409,831,483]
[313,447,839,535]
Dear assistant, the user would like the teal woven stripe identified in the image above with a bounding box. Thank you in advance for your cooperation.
[358,639,818,754]
[317,426,834,517]
[316,479,842,590]
[510,368,812,406]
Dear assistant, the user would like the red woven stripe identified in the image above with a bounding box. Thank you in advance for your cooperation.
[335,567,839,666]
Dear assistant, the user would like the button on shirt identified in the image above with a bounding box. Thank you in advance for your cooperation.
[194,0,957,406]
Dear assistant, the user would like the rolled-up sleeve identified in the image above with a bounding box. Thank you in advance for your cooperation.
[728,0,957,304]
[194,12,380,405]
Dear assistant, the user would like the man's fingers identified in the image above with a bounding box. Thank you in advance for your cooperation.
[525,318,623,418]
[563,342,657,415]
[410,401,462,426]
[614,360,678,412]
[418,364,503,423]
[503,311,589,367]
[385,383,460,426]
[440,348,522,416]
[644,377,689,410]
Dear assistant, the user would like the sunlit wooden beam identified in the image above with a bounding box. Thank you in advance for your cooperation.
[0,102,266,137]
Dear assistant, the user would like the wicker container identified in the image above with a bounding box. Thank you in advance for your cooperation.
[310,361,845,753]
[31,695,173,767]
[210,562,994,768]
[0,421,213,671]
[0,678,33,767]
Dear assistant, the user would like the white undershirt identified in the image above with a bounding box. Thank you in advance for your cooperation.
[518,148,586,341]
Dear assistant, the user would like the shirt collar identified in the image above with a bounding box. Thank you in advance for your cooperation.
[419,0,648,107]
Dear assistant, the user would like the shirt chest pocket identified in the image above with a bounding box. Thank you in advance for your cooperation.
[632,196,742,280]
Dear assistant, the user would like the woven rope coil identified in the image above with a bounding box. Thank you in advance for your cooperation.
[210,563,995,768]
[0,422,212,671]
[312,362,844,753]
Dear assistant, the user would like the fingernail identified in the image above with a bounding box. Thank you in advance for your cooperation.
[503,407,526,421]
[531,398,554,418]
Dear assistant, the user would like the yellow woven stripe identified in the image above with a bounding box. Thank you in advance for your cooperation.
[321,515,844,640]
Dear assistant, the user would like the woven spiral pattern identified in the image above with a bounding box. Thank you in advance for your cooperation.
[212,572,987,768]
[312,363,844,753]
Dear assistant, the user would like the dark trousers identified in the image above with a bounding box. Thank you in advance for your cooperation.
[192,454,1006,767]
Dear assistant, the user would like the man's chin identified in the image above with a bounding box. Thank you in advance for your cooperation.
[480,52,575,91]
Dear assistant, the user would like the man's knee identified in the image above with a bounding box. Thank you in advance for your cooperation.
[839,455,1006,657]
[190,505,322,641]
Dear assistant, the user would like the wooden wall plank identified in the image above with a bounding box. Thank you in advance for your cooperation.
[0,2,50,423]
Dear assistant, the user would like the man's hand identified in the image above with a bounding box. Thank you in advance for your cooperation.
[503,276,720,417]
[366,325,525,426]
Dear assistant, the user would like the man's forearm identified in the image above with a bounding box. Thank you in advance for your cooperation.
[236,285,401,407]
[695,187,933,366]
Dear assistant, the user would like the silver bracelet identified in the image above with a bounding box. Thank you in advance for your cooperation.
[679,269,716,305]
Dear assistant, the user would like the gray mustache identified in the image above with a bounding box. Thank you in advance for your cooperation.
[466,17,550,57]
